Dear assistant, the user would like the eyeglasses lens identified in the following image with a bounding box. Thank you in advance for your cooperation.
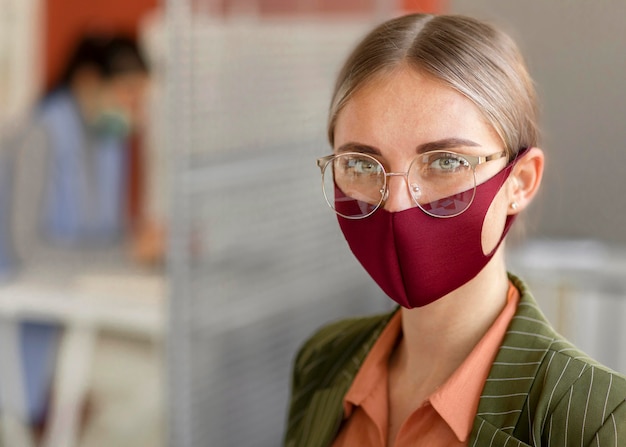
[322,153,385,219]
[409,151,476,217]
[321,151,477,219]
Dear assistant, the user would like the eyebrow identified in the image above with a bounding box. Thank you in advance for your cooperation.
[335,138,481,155]
[335,142,381,155]
[416,138,481,153]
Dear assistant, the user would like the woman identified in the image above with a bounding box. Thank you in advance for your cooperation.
[284,13,626,447]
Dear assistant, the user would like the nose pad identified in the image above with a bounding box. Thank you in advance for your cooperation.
[382,176,416,212]
[410,183,421,202]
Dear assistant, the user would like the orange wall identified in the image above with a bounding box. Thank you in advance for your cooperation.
[44,0,445,88]
[44,0,159,90]
[402,0,447,13]
[254,0,377,15]
[205,0,445,16]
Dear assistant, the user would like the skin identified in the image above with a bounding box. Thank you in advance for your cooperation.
[103,72,149,126]
[71,67,148,128]
[333,64,544,445]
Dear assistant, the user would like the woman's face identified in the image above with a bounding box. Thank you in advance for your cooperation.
[333,66,514,254]
[72,68,149,133]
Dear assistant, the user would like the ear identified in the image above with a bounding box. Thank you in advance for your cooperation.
[507,147,544,215]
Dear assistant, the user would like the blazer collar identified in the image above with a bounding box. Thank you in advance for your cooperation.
[296,274,555,447]
[471,273,556,443]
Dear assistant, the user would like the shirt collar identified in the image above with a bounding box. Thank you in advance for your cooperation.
[341,282,520,442]
[430,282,520,441]
[342,310,402,417]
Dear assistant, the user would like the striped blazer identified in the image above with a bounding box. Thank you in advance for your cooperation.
[284,274,626,446]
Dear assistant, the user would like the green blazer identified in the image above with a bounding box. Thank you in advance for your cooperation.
[284,274,626,446]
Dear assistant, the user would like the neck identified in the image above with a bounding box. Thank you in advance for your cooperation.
[389,247,510,394]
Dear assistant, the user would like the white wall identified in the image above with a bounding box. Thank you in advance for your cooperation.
[0,0,42,127]
[451,0,626,244]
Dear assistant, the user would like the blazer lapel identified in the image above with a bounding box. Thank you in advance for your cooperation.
[297,387,350,447]
[472,274,556,443]
[470,417,533,447]
[294,310,397,447]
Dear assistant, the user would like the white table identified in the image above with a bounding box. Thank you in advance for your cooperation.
[0,256,165,447]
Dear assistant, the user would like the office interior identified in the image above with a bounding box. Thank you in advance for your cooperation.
[0,0,625,446]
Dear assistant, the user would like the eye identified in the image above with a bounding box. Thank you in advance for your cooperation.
[343,156,382,175]
[427,152,469,172]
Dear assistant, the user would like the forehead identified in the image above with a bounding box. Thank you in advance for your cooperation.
[333,66,500,154]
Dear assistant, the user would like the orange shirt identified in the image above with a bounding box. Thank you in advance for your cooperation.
[332,282,520,447]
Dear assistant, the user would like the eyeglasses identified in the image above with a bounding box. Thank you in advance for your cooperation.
[316,150,507,219]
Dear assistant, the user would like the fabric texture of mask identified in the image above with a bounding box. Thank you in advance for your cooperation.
[336,158,520,308]
[93,108,132,138]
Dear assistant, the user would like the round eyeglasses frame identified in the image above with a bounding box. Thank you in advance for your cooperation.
[316,149,508,219]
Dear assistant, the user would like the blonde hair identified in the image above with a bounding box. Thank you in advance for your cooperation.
[328,13,538,158]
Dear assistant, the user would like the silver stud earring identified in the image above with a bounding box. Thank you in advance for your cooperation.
[510,202,519,210]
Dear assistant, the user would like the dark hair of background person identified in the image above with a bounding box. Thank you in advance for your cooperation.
[46,33,149,96]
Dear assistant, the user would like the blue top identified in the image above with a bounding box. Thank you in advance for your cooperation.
[0,89,128,274]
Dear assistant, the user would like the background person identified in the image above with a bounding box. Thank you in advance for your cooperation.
[285,13,626,446]
[0,33,149,430]
[5,34,149,269]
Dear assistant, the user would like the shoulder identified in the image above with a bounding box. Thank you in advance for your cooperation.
[532,335,626,444]
[507,274,626,444]
[284,310,395,445]
[542,333,626,405]
[37,90,78,128]
[293,311,394,386]
[39,89,72,112]
[511,273,626,401]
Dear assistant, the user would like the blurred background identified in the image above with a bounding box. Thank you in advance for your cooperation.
[0,0,625,446]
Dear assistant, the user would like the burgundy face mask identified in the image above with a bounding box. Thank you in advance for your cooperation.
[336,159,520,309]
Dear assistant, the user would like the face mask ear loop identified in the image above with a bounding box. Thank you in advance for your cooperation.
[484,147,532,258]
[511,147,531,165]
[491,147,530,201]
[480,159,520,257]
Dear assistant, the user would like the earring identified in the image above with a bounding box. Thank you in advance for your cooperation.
[510,202,519,210]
